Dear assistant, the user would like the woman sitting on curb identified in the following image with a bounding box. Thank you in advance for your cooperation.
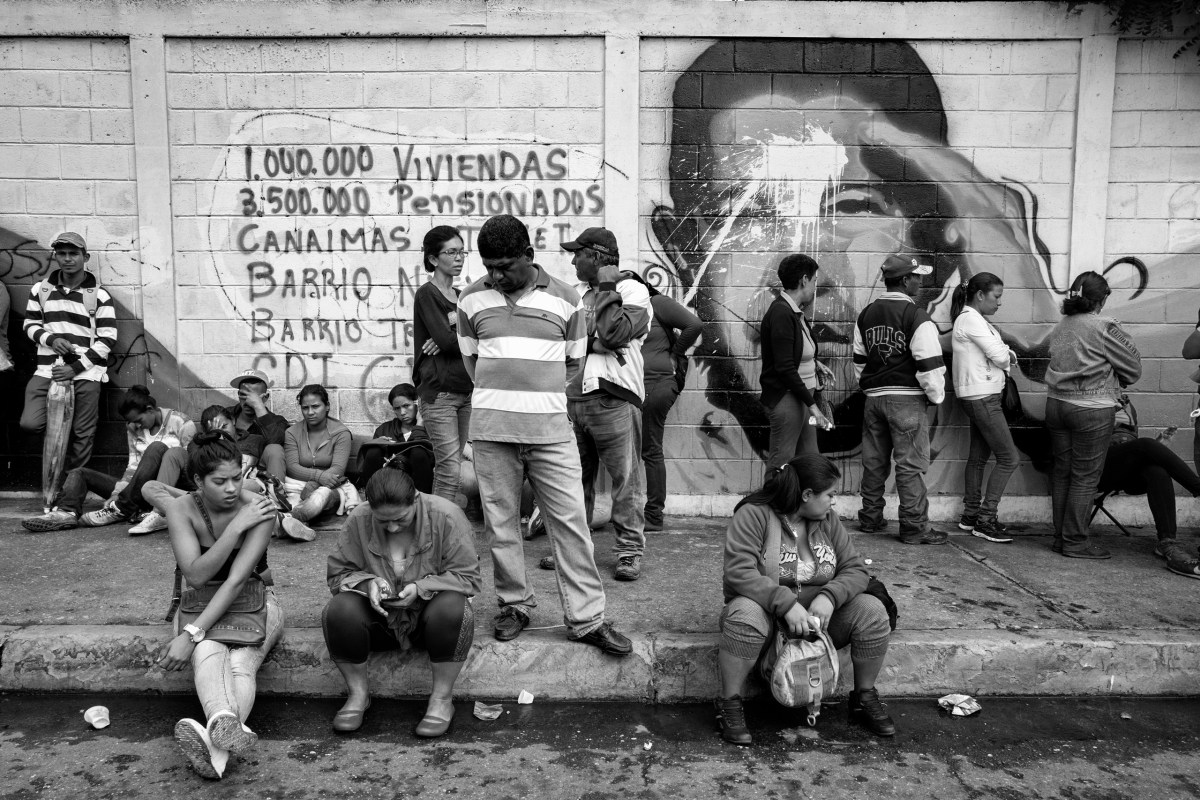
[158,431,283,780]
[324,464,480,737]
[355,383,433,493]
[715,453,895,745]
[22,384,194,533]
[279,383,353,542]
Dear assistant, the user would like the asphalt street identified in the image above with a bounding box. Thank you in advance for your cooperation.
[3,693,1200,799]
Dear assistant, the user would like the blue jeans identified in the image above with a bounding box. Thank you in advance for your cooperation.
[859,394,932,537]
[1046,398,1115,552]
[641,377,680,523]
[959,393,1020,520]
[765,392,818,469]
[570,395,646,557]
[420,391,471,502]
[472,438,607,637]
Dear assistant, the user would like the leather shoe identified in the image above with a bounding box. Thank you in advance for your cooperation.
[1062,544,1111,560]
[849,688,896,737]
[899,528,949,545]
[333,697,370,732]
[414,708,454,738]
[574,622,632,656]
[494,607,529,642]
[715,696,752,746]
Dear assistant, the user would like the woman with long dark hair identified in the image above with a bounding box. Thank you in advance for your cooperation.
[950,272,1019,543]
[158,430,282,780]
[413,225,473,502]
[1044,272,1142,559]
[715,454,894,745]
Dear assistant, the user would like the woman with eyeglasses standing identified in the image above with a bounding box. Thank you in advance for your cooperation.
[413,226,474,504]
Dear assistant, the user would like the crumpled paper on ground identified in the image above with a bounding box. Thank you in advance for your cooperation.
[473,701,503,721]
[517,690,535,705]
[938,693,982,716]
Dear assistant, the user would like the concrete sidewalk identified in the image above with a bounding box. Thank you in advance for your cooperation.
[1,495,1198,701]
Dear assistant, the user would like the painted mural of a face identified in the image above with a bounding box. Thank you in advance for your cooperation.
[651,39,1062,460]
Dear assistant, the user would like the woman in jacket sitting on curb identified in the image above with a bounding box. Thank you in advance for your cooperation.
[323,464,480,737]
[1044,272,1142,559]
[715,453,894,745]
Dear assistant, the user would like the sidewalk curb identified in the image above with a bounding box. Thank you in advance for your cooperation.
[3,625,1198,700]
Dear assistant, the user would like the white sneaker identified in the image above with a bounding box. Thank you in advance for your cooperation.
[280,515,316,542]
[174,718,228,779]
[129,509,168,536]
[80,504,132,527]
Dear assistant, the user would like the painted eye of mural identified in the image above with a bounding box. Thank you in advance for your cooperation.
[824,186,892,217]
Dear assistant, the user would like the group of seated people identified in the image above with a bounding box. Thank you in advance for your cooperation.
[22,370,435,541]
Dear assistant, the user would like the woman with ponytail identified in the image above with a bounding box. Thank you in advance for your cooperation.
[715,454,894,745]
[22,384,195,532]
[950,273,1019,543]
[158,430,282,780]
[323,460,480,738]
[1045,271,1142,559]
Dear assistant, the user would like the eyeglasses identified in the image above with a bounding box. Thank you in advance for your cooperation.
[439,249,467,258]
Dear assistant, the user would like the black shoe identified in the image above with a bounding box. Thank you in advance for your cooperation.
[644,514,664,532]
[1156,540,1200,579]
[1061,544,1111,560]
[574,622,632,656]
[493,607,529,642]
[849,688,896,737]
[614,555,642,581]
[899,528,949,545]
[1051,540,1064,554]
[857,517,887,533]
[971,517,1013,543]
[714,696,752,745]
[957,514,978,532]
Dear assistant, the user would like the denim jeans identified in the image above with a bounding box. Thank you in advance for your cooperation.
[959,393,1020,520]
[570,395,646,557]
[1046,398,1115,552]
[472,438,607,637]
[765,393,818,469]
[859,394,932,537]
[641,378,680,523]
[60,440,168,516]
[20,376,102,472]
[420,392,471,502]
[190,589,284,724]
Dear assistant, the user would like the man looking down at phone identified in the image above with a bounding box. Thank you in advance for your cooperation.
[323,464,480,738]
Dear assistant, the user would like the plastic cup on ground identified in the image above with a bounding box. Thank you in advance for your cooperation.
[84,706,110,729]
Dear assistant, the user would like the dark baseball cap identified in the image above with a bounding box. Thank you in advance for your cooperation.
[560,227,619,257]
[51,232,87,250]
[881,254,933,279]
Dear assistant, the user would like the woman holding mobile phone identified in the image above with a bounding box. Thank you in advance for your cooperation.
[323,463,480,737]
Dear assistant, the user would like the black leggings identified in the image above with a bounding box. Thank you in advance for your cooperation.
[1099,438,1200,539]
[322,590,473,664]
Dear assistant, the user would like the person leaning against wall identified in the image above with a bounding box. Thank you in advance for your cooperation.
[635,271,702,532]
[19,231,117,497]
[1044,271,1142,560]
[413,226,473,504]
[1181,308,1200,474]
[759,255,834,469]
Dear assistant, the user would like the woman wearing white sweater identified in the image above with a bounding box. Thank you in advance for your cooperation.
[951,273,1019,543]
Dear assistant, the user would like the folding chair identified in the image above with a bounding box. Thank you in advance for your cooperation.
[1089,490,1134,537]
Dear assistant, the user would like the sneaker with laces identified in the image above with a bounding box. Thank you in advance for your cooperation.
[971,517,1013,543]
[614,554,642,581]
[958,514,977,532]
[714,696,753,745]
[849,687,896,737]
[493,606,529,641]
[899,528,949,545]
[22,509,78,532]
[523,505,545,540]
[1155,540,1200,580]
[129,509,169,536]
[80,503,133,528]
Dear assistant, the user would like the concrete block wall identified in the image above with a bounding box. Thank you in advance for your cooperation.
[0,2,1197,504]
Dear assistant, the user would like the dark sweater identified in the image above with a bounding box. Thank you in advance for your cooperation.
[642,294,703,384]
[413,281,473,403]
[759,295,816,408]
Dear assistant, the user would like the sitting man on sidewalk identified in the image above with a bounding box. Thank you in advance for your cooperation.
[226,368,289,480]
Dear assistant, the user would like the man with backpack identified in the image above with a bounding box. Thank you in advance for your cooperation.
[19,232,116,494]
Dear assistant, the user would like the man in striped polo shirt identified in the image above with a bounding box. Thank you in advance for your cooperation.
[458,215,632,656]
[20,232,116,488]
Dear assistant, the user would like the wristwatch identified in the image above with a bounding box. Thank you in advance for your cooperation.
[183,624,206,643]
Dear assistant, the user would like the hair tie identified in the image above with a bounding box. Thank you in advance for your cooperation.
[960,281,968,290]
[1068,289,1080,298]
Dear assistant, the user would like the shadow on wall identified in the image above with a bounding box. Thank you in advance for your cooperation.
[642,38,1186,489]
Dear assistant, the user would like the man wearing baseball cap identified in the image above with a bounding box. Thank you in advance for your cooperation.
[225,368,290,479]
[560,227,652,581]
[851,253,948,544]
[20,232,116,508]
